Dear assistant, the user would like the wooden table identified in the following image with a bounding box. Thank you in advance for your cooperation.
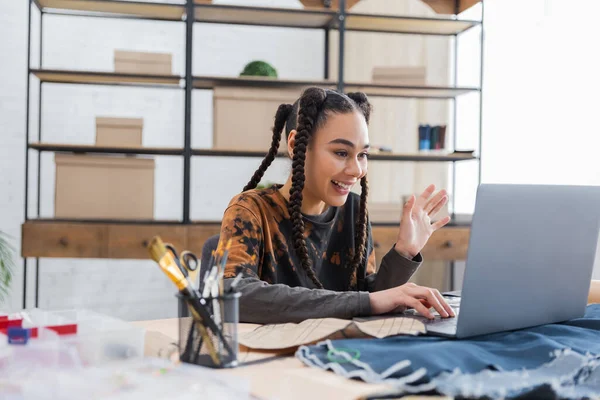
[132,319,446,400]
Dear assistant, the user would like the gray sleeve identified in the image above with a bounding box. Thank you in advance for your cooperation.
[225,278,372,324]
[365,246,422,292]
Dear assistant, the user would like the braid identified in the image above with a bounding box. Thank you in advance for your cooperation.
[345,91,371,290]
[243,103,293,191]
[289,88,328,289]
[352,176,369,290]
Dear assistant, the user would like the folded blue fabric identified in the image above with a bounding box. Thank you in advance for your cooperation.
[296,304,600,399]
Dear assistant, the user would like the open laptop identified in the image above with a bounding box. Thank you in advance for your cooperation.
[424,183,600,339]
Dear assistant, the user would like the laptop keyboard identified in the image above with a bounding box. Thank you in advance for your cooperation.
[426,316,458,327]
[403,296,460,331]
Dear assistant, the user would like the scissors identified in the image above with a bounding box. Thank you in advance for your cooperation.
[164,243,200,289]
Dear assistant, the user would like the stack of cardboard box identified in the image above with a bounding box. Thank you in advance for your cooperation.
[53,50,174,220]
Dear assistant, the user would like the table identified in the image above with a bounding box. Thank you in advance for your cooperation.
[132,319,447,400]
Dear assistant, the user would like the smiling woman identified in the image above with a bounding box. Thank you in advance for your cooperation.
[218,87,455,324]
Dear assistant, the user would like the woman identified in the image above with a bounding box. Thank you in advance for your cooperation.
[219,86,456,324]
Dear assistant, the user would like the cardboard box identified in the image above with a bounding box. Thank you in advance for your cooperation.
[299,0,361,10]
[368,198,450,224]
[368,202,403,224]
[213,86,301,152]
[54,154,155,219]
[372,66,426,86]
[420,0,479,14]
[95,117,143,147]
[114,50,172,75]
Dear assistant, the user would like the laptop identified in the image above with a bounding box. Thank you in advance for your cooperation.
[424,183,600,339]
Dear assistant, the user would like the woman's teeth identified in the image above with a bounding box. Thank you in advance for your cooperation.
[332,180,350,189]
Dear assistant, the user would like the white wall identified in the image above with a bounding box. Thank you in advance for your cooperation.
[455,0,600,213]
[452,0,600,286]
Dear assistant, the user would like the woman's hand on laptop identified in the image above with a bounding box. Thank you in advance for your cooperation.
[394,184,451,259]
[369,282,456,319]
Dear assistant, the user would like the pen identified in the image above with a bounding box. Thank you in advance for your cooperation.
[218,239,232,296]
[199,250,215,294]
[202,266,217,299]
[228,272,243,292]
[210,271,222,354]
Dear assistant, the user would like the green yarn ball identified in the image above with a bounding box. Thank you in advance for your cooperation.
[240,61,278,78]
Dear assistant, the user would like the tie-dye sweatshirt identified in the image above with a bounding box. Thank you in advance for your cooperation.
[220,185,422,324]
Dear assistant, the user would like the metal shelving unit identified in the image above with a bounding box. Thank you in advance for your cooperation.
[23,0,484,308]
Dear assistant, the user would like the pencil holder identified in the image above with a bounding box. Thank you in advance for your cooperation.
[177,291,241,368]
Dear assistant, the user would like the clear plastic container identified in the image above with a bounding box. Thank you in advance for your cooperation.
[1,308,145,368]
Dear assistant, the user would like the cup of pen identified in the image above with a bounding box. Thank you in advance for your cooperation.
[177,290,241,368]
[147,236,241,369]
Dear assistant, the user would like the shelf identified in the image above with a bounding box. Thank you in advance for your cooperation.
[373,214,473,227]
[30,69,183,88]
[192,148,476,162]
[344,82,479,98]
[25,218,182,225]
[21,220,215,260]
[193,75,478,99]
[192,148,281,158]
[193,75,333,90]
[341,13,480,35]
[22,220,469,260]
[35,1,479,36]
[31,70,478,98]
[37,0,185,21]
[28,143,476,161]
[193,4,479,35]
[194,4,335,30]
[367,151,476,162]
[29,143,184,156]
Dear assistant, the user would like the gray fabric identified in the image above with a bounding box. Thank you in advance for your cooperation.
[367,246,422,292]
[226,246,421,324]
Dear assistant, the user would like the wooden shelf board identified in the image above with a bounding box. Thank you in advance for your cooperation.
[193,75,478,98]
[193,4,478,35]
[193,75,334,90]
[344,82,479,98]
[29,145,475,162]
[38,0,185,21]
[193,148,476,162]
[29,71,477,98]
[368,151,476,161]
[371,225,470,261]
[22,220,468,260]
[27,143,477,162]
[31,69,182,87]
[37,1,479,35]
[194,4,335,29]
[30,142,184,156]
[342,13,479,35]
[26,218,181,225]
[22,220,217,259]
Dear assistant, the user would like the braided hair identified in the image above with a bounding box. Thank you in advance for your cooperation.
[243,87,373,290]
[243,103,293,192]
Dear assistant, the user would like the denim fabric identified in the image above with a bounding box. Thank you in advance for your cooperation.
[296,304,600,399]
